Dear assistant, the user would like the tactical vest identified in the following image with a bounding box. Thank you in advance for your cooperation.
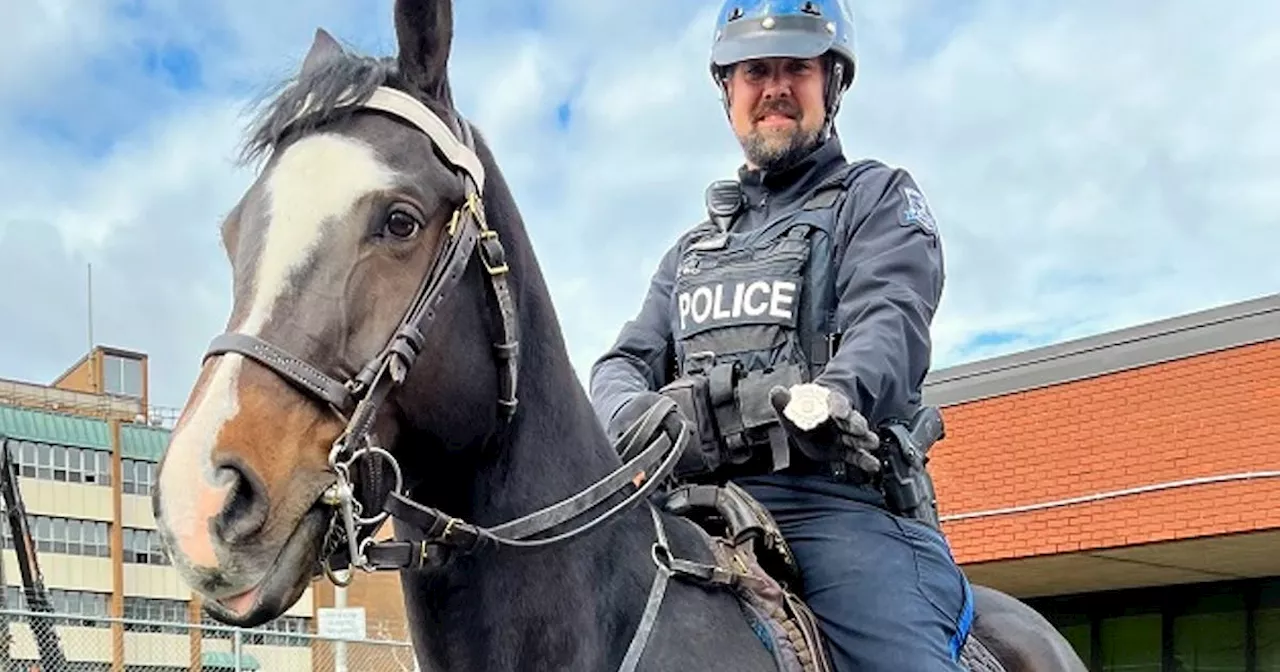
[662,160,878,479]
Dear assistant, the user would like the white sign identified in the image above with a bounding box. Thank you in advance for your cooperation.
[318,607,367,640]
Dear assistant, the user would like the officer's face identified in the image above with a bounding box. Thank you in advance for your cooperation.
[725,57,827,170]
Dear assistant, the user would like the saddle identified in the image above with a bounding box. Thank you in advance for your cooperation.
[656,482,834,672]
[656,481,1003,672]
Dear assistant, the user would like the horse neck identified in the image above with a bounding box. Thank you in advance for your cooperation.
[404,229,664,671]
[481,325,621,522]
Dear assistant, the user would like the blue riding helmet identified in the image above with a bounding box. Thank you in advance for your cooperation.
[710,0,857,89]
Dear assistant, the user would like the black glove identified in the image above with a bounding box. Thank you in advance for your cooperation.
[606,391,667,444]
[769,383,881,476]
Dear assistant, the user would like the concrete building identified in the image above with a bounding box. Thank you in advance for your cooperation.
[0,345,409,670]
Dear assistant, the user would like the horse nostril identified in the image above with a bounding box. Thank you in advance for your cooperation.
[212,464,269,545]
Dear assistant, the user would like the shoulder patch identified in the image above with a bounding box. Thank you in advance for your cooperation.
[900,185,937,234]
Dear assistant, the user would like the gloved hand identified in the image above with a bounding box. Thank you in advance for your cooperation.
[606,391,667,444]
[769,383,881,476]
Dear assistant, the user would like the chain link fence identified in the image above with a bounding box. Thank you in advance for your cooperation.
[0,607,418,671]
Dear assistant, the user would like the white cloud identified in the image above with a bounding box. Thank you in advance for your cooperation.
[1,0,1277,409]
[0,1,119,105]
[834,0,1280,365]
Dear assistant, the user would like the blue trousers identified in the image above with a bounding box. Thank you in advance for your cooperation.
[736,472,973,671]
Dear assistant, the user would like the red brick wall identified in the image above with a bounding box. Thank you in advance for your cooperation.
[931,339,1280,564]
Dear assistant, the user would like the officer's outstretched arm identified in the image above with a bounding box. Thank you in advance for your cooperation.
[815,166,945,428]
[588,243,681,434]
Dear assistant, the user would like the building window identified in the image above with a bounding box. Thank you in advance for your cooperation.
[1172,590,1246,670]
[0,514,110,558]
[1256,582,1280,671]
[122,459,156,495]
[123,527,169,565]
[245,615,312,647]
[123,597,189,634]
[1031,578,1280,671]
[1100,610,1161,671]
[2,586,111,628]
[198,612,313,647]
[103,354,143,398]
[11,440,111,486]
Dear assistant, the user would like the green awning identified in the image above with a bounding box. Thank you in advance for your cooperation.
[121,423,170,462]
[201,650,262,670]
[0,404,111,451]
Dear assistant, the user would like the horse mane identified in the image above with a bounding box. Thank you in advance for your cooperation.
[236,44,453,167]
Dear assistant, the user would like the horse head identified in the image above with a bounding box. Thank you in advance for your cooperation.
[153,0,531,627]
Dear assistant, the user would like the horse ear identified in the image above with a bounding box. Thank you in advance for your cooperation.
[300,28,344,78]
[393,0,454,105]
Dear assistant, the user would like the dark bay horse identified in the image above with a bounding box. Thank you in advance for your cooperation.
[151,1,1086,670]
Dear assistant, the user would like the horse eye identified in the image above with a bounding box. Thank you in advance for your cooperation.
[385,209,421,239]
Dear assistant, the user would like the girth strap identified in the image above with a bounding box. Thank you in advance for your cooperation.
[619,504,672,672]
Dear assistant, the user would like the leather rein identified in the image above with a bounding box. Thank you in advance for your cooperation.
[199,87,690,656]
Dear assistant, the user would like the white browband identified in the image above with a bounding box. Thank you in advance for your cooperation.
[285,85,486,192]
[360,85,488,190]
[357,86,486,192]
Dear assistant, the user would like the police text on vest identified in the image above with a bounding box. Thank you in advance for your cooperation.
[678,280,797,331]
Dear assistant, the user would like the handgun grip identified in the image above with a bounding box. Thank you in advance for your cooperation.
[907,406,945,457]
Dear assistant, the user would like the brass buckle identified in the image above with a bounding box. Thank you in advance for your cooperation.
[478,229,509,276]
[447,207,463,237]
[440,517,462,544]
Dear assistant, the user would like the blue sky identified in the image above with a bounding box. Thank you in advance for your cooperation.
[1,0,1277,411]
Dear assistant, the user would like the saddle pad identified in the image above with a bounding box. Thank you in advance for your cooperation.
[959,635,1007,672]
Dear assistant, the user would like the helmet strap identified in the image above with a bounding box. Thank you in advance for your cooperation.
[820,56,846,141]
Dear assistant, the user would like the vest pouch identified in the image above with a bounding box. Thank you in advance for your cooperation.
[732,362,808,472]
[658,376,724,480]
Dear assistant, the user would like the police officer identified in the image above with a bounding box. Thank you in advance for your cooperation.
[589,1,974,669]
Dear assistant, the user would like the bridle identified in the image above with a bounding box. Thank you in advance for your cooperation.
[200,86,690,652]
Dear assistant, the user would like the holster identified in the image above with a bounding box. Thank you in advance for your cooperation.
[875,406,946,530]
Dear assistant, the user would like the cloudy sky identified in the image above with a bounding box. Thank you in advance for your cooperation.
[2,0,1276,413]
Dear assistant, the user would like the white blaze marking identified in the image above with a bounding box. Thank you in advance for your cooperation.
[159,133,400,569]
[246,134,400,332]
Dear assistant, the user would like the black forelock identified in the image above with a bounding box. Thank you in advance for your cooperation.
[238,45,456,167]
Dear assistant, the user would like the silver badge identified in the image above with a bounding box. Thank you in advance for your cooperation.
[782,383,831,432]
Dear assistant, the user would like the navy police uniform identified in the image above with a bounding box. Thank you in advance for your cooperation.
[590,0,975,668]
[589,131,974,670]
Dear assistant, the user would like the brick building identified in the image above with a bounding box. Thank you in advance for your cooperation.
[926,292,1280,670]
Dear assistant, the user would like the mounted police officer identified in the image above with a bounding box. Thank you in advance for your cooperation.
[589,0,974,669]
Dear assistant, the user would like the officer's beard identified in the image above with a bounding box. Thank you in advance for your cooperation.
[741,102,823,173]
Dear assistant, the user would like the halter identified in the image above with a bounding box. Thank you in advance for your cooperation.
[201,87,689,622]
